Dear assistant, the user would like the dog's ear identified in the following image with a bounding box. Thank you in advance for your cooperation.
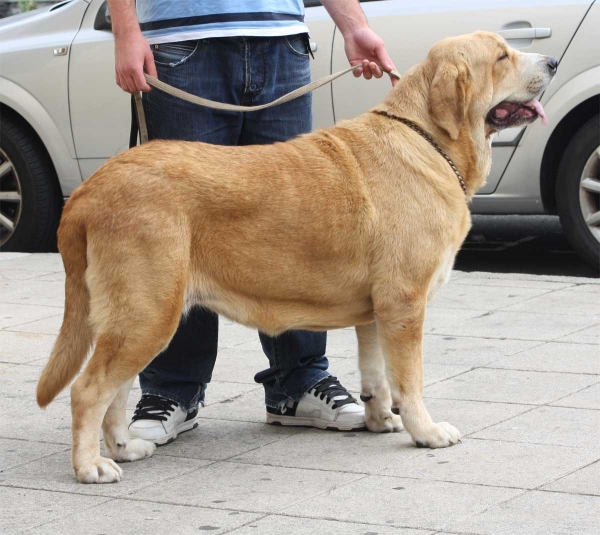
[429,61,472,140]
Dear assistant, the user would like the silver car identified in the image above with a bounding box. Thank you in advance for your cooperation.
[1,0,599,267]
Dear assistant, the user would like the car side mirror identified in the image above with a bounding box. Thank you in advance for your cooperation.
[94,1,112,31]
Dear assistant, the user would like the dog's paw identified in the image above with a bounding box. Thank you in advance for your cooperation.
[412,422,461,449]
[365,409,404,433]
[75,457,123,484]
[107,438,156,463]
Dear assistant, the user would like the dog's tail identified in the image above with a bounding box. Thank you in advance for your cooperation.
[37,213,93,408]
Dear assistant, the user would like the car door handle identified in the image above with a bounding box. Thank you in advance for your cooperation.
[498,28,552,40]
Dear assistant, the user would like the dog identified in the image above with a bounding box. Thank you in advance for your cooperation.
[36,31,556,483]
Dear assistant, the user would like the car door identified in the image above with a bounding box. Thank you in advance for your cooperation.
[330,0,593,194]
[68,0,130,180]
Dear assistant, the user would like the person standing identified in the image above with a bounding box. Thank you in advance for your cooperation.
[106,0,397,444]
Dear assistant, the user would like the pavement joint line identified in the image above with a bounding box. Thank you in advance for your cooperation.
[494,283,583,313]
[424,395,560,407]
[435,283,573,315]
[555,318,600,341]
[251,511,436,533]
[219,513,271,535]
[117,459,220,500]
[542,379,600,406]
[462,403,540,438]
[219,456,583,493]
[422,397,533,408]
[532,458,600,493]
[0,444,70,475]
[0,435,70,447]
[466,435,600,450]
[154,425,309,463]
[20,495,118,533]
[264,471,371,515]
[424,332,600,346]
[0,301,64,310]
[546,403,600,411]
[424,329,600,344]
[481,365,599,376]
[461,378,600,440]
[1,313,64,332]
[537,487,600,498]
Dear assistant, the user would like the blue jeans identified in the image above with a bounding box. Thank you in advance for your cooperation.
[139,35,329,411]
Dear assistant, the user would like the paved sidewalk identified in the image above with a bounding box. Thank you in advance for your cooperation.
[1,252,599,534]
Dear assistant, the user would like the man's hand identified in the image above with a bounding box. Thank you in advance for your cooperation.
[343,26,398,86]
[321,0,398,86]
[107,0,156,94]
[114,31,157,94]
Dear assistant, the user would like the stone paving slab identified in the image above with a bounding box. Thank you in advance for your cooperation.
[227,515,432,534]
[27,500,263,535]
[424,367,598,405]
[285,475,522,532]
[541,459,600,497]
[425,310,600,341]
[0,331,56,365]
[0,438,68,473]
[429,282,555,311]
[550,383,600,410]
[0,449,212,499]
[0,486,109,534]
[471,405,600,450]
[489,341,600,374]
[558,323,600,345]
[446,490,600,535]
[129,462,364,513]
[1,253,599,534]
[0,303,63,331]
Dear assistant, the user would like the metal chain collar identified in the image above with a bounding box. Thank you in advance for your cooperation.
[372,110,468,196]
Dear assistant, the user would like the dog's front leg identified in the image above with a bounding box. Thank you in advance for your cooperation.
[377,299,461,448]
[356,323,402,433]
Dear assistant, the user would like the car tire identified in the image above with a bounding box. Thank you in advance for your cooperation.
[0,113,63,252]
[556,115,600,270]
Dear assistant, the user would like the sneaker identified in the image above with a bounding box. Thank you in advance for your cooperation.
[129,394,199,446]
[266,376,366,431]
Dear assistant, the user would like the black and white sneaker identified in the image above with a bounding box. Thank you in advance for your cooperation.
[266,376,366,431]
[129,395,199,446]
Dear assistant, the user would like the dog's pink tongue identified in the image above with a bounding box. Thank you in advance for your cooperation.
[525,99,548,126]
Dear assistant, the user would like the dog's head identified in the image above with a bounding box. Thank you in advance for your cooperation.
[425,31,557,140]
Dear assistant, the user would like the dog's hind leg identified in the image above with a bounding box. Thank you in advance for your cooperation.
[376,294,461,448]
[71,315,181,483]
[356,323,402,433]
[102,377,156,463]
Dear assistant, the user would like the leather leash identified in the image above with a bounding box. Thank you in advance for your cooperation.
[132,65,401,145]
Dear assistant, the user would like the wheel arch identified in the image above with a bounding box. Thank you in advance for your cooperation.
[540,67,600,215]
[0,76,82,196]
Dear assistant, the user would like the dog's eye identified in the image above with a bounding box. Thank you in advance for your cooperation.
[498,53,509,62]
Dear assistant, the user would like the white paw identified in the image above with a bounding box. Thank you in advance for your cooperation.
[412,422,461,449]
[365,407,404,433]
[106,438,156,463]
[75,457,123,484]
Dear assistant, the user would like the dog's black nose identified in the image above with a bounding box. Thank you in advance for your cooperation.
[547,57,558,74]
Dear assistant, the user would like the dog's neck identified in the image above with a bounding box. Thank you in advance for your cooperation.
[377,65,491,198]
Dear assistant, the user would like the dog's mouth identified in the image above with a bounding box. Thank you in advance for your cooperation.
[486,99,548,130]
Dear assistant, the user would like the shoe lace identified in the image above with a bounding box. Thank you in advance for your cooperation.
[310,376,358,410]
[132,395,177,422]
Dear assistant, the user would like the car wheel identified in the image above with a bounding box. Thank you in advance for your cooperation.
[0,113,63,251]
[556,115,600,270]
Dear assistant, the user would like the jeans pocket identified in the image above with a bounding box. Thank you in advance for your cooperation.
[284,33,310,58]
[152,40,200,67]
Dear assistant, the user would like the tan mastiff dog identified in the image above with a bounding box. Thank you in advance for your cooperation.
[37,31,556,483]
